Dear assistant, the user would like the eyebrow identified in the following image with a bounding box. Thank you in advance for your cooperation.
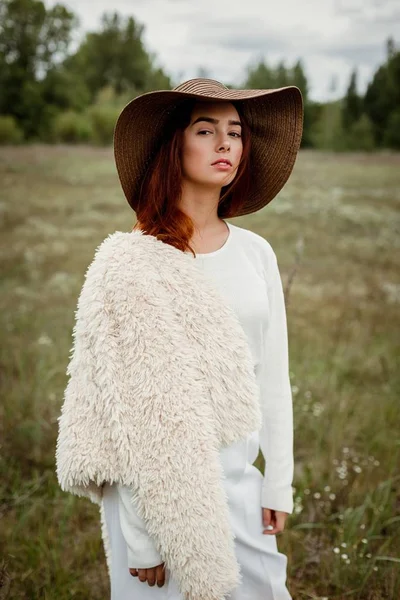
[191,116,242,127]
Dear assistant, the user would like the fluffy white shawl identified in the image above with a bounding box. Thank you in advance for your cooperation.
[56,229,263,600]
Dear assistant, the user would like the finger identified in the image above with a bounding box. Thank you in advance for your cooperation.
[129,568,138,577]
[263,516,284,535]
[266,511,277,530]
[138,568,147,582]
[262,525,280,535]
[264,509,276,533]
[156,564,166,587]
[262,508,272,527]
[146,568,156,586]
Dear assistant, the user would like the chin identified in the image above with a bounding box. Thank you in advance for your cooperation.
[212,170,236,183]
[217,175,236,187]
[185,171,235,188]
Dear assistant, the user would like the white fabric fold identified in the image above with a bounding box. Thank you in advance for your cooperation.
[118,485,163,569]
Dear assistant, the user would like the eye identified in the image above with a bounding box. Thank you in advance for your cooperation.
[197,130,242,138]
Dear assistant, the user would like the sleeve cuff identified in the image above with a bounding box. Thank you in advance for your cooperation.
[127,543,163,569]
[261,482,294,514]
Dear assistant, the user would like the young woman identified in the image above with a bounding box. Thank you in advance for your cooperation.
[56,78,303,600]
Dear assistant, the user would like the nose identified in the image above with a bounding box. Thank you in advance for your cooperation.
[217,138,230,151]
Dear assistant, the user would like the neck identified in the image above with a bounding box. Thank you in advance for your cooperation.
[178,180,223,233]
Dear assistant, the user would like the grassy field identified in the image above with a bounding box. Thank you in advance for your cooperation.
[1,145,399,599]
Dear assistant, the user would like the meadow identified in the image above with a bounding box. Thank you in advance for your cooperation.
[0,146,399,599]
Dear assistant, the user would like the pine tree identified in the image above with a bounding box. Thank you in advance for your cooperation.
[243,58,275,88]
[364,37,400,147]
[342,69,361,131]
[292,60,308,100]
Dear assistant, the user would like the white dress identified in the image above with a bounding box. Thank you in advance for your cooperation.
[102,220,294,600]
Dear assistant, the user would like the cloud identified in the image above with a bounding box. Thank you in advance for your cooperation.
[334,0,399,19]
[189,19,289,53]
[188,16,323,56]
[320,42,386,65]
[44,0,399,101]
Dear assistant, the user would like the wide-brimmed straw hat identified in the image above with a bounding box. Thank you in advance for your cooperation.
[113,77,303,217]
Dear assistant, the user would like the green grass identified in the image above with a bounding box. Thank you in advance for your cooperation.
[1,145,399,599]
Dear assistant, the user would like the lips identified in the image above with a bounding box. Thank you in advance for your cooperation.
[211,158,232,166]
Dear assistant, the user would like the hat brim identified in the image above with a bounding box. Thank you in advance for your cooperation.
[113,80,303,217]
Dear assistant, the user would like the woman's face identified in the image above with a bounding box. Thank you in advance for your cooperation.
[181,101,243,189]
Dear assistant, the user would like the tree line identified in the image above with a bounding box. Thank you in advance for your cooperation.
[0,0,399,150]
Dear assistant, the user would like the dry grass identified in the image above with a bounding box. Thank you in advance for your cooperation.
[1,146,399,599]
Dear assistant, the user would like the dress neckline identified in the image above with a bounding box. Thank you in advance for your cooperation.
[188,220,233,259]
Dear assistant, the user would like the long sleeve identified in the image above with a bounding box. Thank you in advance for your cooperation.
[117,484,164,569]
[259,250,294,514]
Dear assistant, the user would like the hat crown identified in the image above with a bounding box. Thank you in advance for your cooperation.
[172,78,230,94]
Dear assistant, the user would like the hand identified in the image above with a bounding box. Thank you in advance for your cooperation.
[129,563,166,587]
[262,508,289,535]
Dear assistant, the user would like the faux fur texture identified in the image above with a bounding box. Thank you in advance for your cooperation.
[56,229,263,600]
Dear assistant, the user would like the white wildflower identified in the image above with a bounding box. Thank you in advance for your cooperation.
[312,402,324,417]
[37,334,53,346]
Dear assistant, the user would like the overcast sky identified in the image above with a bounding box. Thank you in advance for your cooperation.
[45,0,399,101]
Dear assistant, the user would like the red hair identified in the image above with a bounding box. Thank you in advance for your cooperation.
[132,98,252,257]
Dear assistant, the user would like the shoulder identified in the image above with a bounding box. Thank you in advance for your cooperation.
[86,229,150,274]
[92,230,134,263]
[78,230,155,312]
[230,223,275,255]
[83,228,176,296]
[81,230,149,296]
[229,222,278,270]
